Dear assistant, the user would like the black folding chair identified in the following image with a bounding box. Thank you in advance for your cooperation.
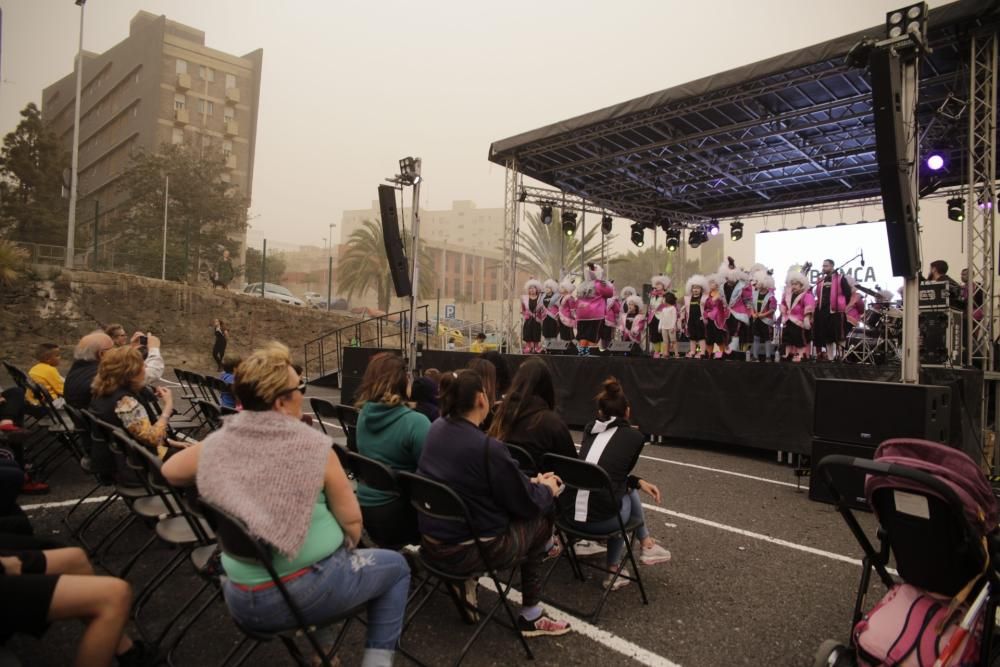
[396,471,534,666]
[203,376,231,405]
[309,397,339,436]
[504,443,535,475]
[17,375,86,479]
[345,451,415,551]
[335,404,360,452]
[194,399,223,432]
[540,453,649,622]
[198,499,361,667]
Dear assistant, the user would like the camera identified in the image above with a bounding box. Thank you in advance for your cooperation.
[139,334,148,346]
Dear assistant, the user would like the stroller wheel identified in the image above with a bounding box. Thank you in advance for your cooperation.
[812,639,853,667]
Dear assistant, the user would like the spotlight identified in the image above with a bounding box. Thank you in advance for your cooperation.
[630,223,645,247]
[561,211,578,237]
[665,228,680,252]
[730,220,744,241]
[708,220,720,236]
[926,154,945,171]
[886,2,927,39]
[518,189,527,202]
[540,205,553,225]
[947,198,965,222]
[601,215,613,235]
[689,228,706,249]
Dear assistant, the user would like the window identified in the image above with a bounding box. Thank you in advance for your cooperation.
[176,59,187,74]
[225,73,236,89]
[199,65,214,82]
[172,128,184,145]
[453,278,461,296]
[220,173,231,183]
[201,134,212,148]
[198,99,214,116]
[174,93,186,110]
[222,139,233,156]
[224,107,235,122]
[490,285,498,300]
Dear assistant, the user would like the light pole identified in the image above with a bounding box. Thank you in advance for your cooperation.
[65,0,86,268]
[327,222,336,310]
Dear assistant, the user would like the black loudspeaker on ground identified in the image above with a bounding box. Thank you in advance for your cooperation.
[377,185,412,297]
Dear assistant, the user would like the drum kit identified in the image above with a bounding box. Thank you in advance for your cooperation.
[843,284,902,364]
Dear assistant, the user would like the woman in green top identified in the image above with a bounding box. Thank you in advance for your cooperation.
[354,352,431,547]
[163,342,410,667]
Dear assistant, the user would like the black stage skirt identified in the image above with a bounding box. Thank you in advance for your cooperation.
[727,316,748,341]
[812,310,845,346]
[783,322,808,348]
[542,316,559,339]
[706,322,729,346]
[522,319,542,343]
[648,316,663,343]
[687,318,706,341]
[751,319,773,340]
[577,320,601,343]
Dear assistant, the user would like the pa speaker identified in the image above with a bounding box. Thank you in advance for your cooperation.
[377,185,412,297]
[808,439,875,511]
[543,339,576,355]
[870,48,920,278]
[608,341,643,356]
[813,379,951,446]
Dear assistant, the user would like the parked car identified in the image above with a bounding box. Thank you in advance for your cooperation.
[243,283,304,306]
[304,291,325,308]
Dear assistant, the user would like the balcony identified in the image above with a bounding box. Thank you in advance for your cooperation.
[225,154,237,170]
[174,108,189,125]
[176,73,191,90]
[225,87,240,104]
[224,120,238,136]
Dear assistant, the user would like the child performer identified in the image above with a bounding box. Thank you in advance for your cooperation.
[780,271,815,363]
[521,279,545,354]
[720,257,752,358]
[749,269,777,362]
[844,275,865,331]
[682,275,709,358]
[575,263,614,356]
[541,279,561,347]
[557,278,577,343]
[619,295,646,344]
[704,274,730,359]
[661,292,680,358]
[647,276,672,358]
[602,283,622,350]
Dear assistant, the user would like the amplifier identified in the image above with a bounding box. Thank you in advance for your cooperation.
[808,439,875,510]
[542,339,577,355]
[918,280,956,310]
[813,379,951,446]
[607,341,644,356]
[918,309,962,366]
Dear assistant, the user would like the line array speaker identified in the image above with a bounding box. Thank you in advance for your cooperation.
[377,184,412,297]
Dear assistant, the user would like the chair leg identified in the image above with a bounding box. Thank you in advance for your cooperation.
[165,585,222,662]
[155,577,215,646]
[116,531,159,579]
[132,547,189,624]
[452,570,532,666]
[620,532,648,607]
[226,637,261,667]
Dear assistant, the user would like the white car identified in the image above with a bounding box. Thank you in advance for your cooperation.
[243,282,304,306]
[304,291,326,308]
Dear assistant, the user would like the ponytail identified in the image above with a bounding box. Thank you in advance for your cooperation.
[439,369,484,419]
[596,376,629,420]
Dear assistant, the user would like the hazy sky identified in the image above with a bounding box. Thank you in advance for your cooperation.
[1,0,946,250]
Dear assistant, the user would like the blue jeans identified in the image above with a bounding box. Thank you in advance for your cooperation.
[568,489,650,567]
[222,547,410,662]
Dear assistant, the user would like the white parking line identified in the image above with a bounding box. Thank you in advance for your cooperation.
[303,412,344,432]
[477,578,681,667]
[638,454,799,489]
[23,496,111,511]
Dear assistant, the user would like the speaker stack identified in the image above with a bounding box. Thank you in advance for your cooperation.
[377,185,412,297]
[809,379,951,510]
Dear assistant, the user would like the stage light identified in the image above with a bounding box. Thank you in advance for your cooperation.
[518,189,527,202]
[947,198,965,222]
[601,215,613,235]
[730,220,743,241]
[926,154,945,171]
[665,228,680,252]
[630,223,645,247]
[561,211,578,237]
[887,3,927,39]
[689,228,706,249]
[707,220,719,236]
[540,205,553,225]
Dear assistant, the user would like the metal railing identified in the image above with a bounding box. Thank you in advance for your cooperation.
[303,305,430,382]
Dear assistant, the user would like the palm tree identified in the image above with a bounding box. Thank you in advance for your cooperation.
[337,219,437,312]
[517,210,609,280]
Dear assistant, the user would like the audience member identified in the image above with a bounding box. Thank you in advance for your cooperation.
[563,378,671,590]
[104,324,129,348]
[479,351,511,400]
[90,347,174,459]
[465,358,497,430]
[488,358,576,469]
[354,352,431,547]
[162,342,410,667]
[409,377,439,423]
[0,399,48,496]
[64,332,115,410]
[218,355,241,410]
[103,325,164,386]
[27,344,64,407]
[422,368,441,385]
[417,369,571,637]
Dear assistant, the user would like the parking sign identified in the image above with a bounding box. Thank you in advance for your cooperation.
[444,305,456,319]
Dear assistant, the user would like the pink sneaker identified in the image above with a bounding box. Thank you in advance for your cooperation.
[517,613,571,637]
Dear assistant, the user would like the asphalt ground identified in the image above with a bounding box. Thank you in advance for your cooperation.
[4,375,888,667]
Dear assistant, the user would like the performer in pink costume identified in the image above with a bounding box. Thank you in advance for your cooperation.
[703,274,730,359]
[520,279,546,354]
[575,263,614,355]
[681,275,709,358]
[781,271,816,363]
[618,295,646,344]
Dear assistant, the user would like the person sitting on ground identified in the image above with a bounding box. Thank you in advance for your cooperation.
[162,342,410,667]
[409,376,439,423]
[89,347,174,460]
[27,344,65,408]
[418,369,571,637]
[488,358,576,470]
[564,377,671,590]
[64,332,116,410]
[466,358,498,431]
[103,325,164,385]
[0,541,155,667]
[218,356,241,410]
[354,352,431,547]
[470,333,487,354]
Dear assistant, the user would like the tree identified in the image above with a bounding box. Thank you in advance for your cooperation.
[517,210,609,280]
[114,144,247,281]
[244,247,287,284]
[0,103,68,245]
[337,219,437,312]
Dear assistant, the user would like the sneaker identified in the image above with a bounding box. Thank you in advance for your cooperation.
[20,474,49,496]
[640,542,672,565]
[517,612,571,637]
[448,579,479,625]
[602,567,631,591]
[572,540,607,557]
[542,539,562,562]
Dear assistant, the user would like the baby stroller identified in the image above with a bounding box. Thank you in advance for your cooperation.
[813,439,999,667]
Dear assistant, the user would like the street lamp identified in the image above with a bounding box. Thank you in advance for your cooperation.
[327,222,336,309]
[65,0,87,268]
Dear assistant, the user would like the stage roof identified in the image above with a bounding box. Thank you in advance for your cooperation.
[488,0,1000,225]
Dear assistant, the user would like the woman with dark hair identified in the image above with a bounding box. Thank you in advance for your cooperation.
[488,358,576,469]
[417,369,571,637]
[354,352,431,547]
[465,358,497,430]
[565,377,671,591]
[479,351,510,400]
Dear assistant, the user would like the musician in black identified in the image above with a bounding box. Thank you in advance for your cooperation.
[812,259,852,361]
[926,260,962,304]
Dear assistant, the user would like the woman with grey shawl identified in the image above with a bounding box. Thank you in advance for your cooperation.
[163,342,410,667]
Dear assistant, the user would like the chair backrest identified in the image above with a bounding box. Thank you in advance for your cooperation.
[397,471,472,526]
[505,443,536,473]
[1,362,29,391]
[77,408,117,478]
[199,498,272,563]
[335,404,360,452]
[345,451,399,496]
[309,397,338,435]
[541,453,615,496]
[195,400,223,431]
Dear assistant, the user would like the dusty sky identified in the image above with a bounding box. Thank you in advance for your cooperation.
[1,0,946,250]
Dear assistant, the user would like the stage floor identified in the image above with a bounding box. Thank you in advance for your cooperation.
[341,348,982,457]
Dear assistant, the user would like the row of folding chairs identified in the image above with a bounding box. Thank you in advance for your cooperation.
[308,398,360,451]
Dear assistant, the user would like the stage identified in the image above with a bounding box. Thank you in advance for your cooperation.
[338,348,983,458]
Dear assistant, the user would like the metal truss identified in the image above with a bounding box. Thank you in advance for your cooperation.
[499,159,521,353]
[966,32,997,372]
